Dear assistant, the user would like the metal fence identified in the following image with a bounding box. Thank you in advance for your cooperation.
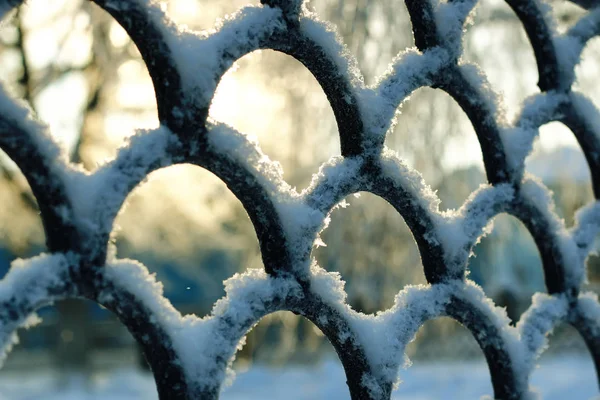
[0,0,599,399]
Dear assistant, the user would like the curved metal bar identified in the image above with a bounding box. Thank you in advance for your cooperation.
[568,7,600,42]
[299,294,389,399]
[91,0,188,131]
[559,96,600,199]
[404,0,440,51]
[0,99,79,253]
[517,293,569,362]
[504,0,562,91]
[304,156,452,283]
[0,255,75,354]
[200,9,366,156]
[445,295,524,400]
[374,47,451,138]
[189,147,294,277]
[89,261,207,400]
[448,184,514,268]
[171,269,381,400]
[85,130,183,265]
[569,295,600,389]
[267,31,365,156]
[435,65,511,185]
[508,195,571,295]
[367,163,450,283]
[94,282,193,399]
[381,282,526,400]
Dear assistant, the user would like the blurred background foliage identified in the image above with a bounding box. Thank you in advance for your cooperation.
[0,0,598,378]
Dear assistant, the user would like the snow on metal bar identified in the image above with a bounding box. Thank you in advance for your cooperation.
[0,0,598,399]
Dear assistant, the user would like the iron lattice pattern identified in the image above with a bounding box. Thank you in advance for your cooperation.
[0,0,599,399]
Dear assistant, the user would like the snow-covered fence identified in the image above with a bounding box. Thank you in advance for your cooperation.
[0,0,599,398]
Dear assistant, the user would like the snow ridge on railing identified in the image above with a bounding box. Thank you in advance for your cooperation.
[0,0,599,399]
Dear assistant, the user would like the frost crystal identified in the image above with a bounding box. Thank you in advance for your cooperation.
[0,0,598,399]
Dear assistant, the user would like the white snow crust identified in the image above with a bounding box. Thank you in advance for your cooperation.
[0,0,599,398]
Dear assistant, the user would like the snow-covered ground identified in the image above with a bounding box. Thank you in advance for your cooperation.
[0,356,597,399]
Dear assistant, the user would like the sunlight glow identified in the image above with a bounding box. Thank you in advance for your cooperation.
[170,0,199,22]
[208,57,287,141]
[109,21,129,48]
[34,72,88,150]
